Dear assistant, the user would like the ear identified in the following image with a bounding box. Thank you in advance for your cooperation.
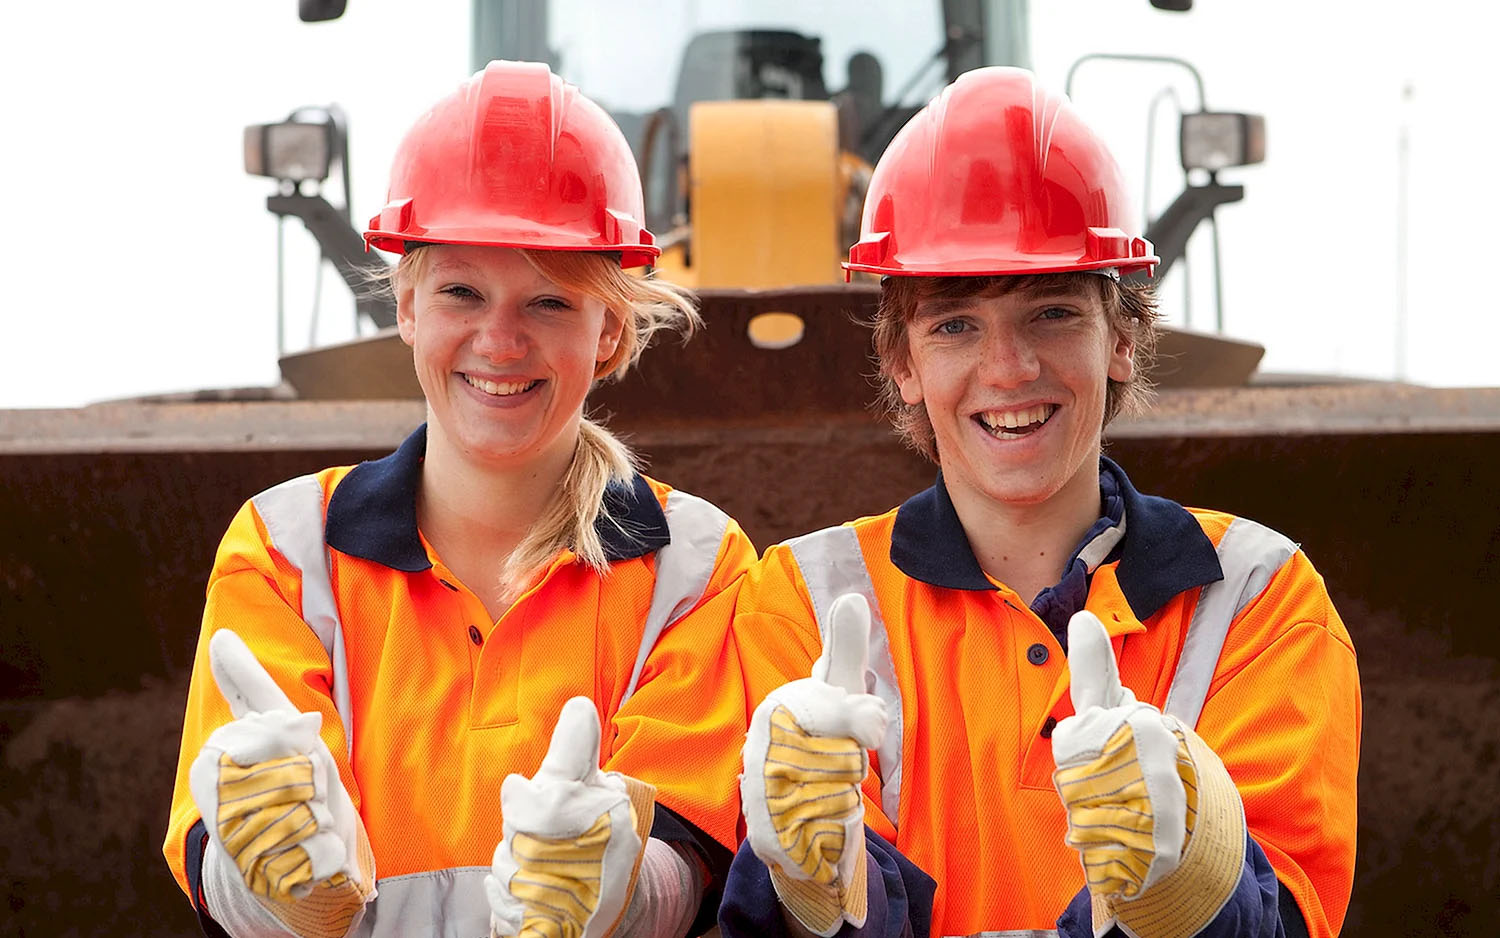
[892,357,924,407]
[596,307,626,364]
[1107,325,1135,383]
[396,284,417,347]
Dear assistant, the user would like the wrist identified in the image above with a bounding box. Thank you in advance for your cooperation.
[768,826,869,938]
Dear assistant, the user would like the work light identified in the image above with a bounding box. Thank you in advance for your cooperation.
[244,113,336,183]
[1180,112,1266,172]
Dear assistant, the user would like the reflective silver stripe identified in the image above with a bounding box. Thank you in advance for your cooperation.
[1164,517,1298,728]
[786,525,905,827]
[250,474,355,752]
[949,931,1059,938]
[353,867,490,938]
[1077,507,1126,571]
[619,489,733,704]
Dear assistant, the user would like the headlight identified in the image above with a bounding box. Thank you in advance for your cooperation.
[244,121,332,183]
[1180,111,1266,172]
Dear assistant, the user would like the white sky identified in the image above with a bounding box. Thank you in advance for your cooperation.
[2,0,1495,409]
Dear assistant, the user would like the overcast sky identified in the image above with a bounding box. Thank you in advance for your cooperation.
[2,1,1495,409]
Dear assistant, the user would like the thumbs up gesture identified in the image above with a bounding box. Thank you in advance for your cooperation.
[486,697,656,938]
[187,630,373,937]
[741,593,889,937]
[1052,611,1246,938]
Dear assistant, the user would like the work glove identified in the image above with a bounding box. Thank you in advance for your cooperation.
[188,630,374,938]
[741,593,889,937]
[1052,611,1246,938]
[486,696,656,938]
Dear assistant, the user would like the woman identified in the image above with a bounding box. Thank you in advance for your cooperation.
[164,61,754,938]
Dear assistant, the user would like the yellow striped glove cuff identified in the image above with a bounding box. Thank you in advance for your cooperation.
[1101,726,1245,938]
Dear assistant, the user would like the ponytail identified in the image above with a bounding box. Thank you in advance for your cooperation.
[496,418,637,601]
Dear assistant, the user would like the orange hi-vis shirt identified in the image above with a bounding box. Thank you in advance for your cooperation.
[730,461,1360,938]
[165,426,755,935]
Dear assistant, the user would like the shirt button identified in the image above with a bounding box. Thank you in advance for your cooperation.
[468,625,483,646]
[1040,716,1058,738]
[1026,643,1049,665]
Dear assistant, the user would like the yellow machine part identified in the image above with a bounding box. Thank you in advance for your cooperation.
[677,99,841,290]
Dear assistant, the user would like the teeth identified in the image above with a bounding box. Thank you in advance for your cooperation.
[979,404,1056,432]
[464,374,536,396]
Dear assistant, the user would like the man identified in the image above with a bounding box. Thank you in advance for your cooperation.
[723,67,1359,938]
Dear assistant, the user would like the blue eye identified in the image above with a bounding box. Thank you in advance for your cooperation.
[1038,306,1074,321]
[935,319,969,335]
[533,297,573,311]
[439,284,479,299]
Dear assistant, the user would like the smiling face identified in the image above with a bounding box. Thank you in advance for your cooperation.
[395,244,624,470]
[891,278,1135,510]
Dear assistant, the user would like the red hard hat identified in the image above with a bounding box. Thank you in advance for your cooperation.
[364,61,658,267]
[845,67,1158,279]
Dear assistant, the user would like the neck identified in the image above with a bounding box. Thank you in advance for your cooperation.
[417,414,579,568]
[948,455,1104,605]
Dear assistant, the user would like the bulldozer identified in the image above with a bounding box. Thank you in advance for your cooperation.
[2,2,1497,936]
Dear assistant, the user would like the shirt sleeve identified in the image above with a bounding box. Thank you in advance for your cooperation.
[719,548,928,936]
[1192,550,1360,938]
[162,498,357,903]
[603,514,758,928]
[718,828,935,938]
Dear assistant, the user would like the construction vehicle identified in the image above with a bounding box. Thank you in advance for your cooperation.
[2,2,1497,936]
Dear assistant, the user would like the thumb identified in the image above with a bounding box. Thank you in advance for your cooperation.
[1067,610,1129,713]
[535,696,603,785]
[209,629,296,718]
[811,592,871,695]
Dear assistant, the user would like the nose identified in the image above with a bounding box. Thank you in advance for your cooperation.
[979,322,1041,388]
[470,305,528,362]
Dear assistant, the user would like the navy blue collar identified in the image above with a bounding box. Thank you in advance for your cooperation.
[325,424,670,572]
[889,456,1223,623]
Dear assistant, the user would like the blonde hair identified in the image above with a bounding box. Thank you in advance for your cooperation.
[872,272,1159,463]
[393,246,700,596]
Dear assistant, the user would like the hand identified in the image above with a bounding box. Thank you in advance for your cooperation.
[187,630,369,905]
[1052,611,1245,938]
[486,697,654,938]
[741,593,888,937]
[1051,610,1189,898]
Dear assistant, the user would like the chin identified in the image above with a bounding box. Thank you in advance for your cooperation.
[981,477,1063,507]
[447,423,538,462]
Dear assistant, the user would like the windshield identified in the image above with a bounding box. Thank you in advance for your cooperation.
[548,0,943,128]
[484,1,1035,149]
[476,0,1027,229]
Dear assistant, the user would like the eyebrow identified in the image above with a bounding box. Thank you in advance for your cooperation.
[1017,285,1095,302]
[912,297,978,321]
[914,285,1094,319]
[427,259,481,277]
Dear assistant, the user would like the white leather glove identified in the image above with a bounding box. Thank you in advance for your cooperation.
[188,629,374,938]
[486,696,655,938]
[1052,611,1246,938]
[741,593,889,937]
